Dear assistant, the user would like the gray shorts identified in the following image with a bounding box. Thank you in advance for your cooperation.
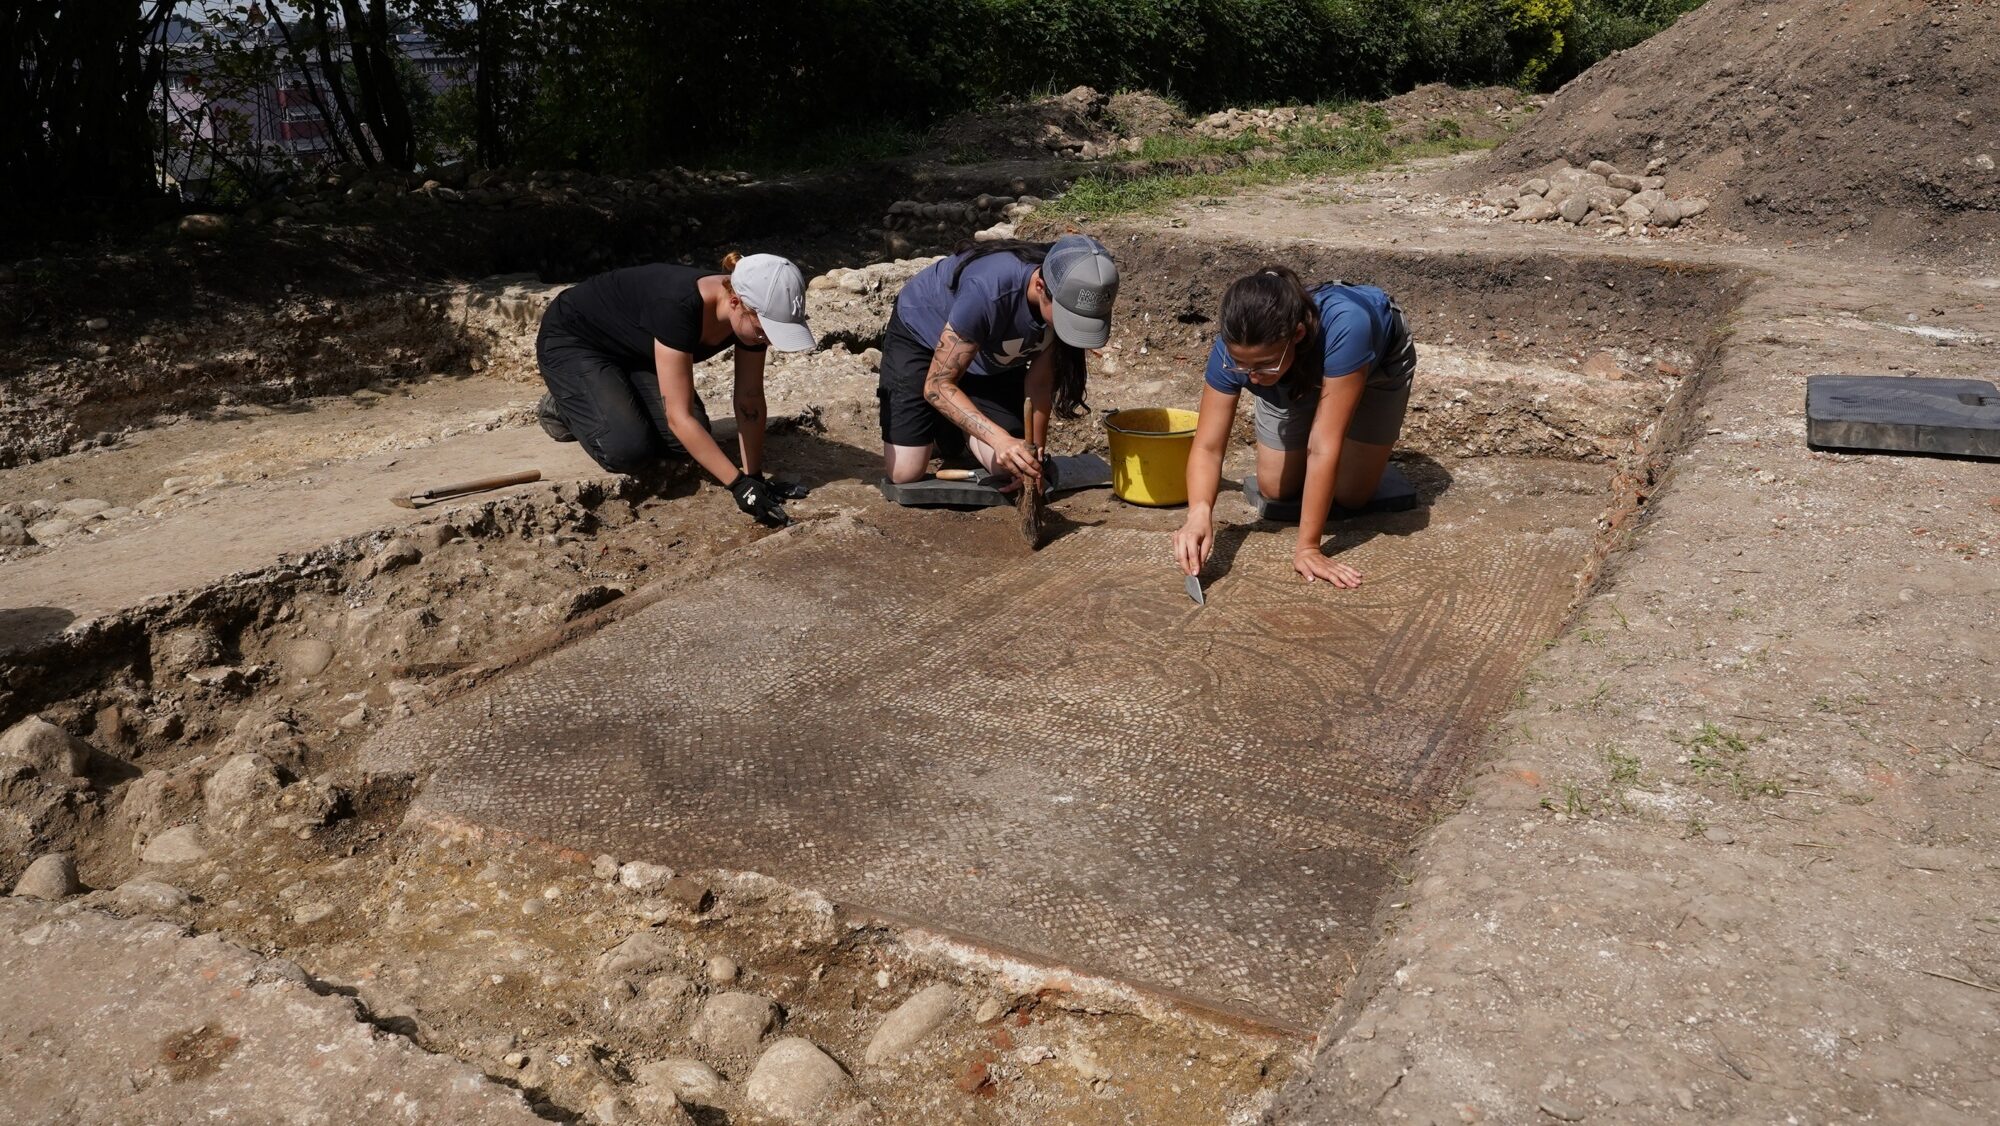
[1253,306,1416,450]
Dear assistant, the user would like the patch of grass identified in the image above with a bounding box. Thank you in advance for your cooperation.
[1541,780,1595,817]
[1052,118,1492,220]
[1426,118,1463,142]
[1676,723,1784,800]
[1129,131,1264,161]
[1681,722,1756,759]
[938,144,993,165]
[1606,745,1642,787]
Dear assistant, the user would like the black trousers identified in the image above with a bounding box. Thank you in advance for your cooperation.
[537,323,711,474]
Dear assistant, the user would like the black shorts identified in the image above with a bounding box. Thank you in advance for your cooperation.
[876,310,1026,459]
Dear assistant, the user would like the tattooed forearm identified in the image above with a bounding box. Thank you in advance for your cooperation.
[922,327,998,440]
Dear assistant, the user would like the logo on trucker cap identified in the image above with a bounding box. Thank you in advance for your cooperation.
[1043,234,1118,348]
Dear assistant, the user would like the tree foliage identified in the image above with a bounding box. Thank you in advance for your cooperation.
[3,0,179,222]
[6,0,1708,234]
[411,0,1708,173]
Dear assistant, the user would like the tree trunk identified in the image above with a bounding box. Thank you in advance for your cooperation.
[306,1,374,165]
[270,5,358,166]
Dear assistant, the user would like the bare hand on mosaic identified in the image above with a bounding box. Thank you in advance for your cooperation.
[1294,547,1361,588]
[1172,518,1213,576]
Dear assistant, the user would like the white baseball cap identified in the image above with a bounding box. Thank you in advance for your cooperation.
[730,254,814,352]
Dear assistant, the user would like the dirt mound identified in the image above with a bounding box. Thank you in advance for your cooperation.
[927,86,1137,160]
[1452,0,2000,260]
[1372,83,1537,146]
[1193,85,1532,147]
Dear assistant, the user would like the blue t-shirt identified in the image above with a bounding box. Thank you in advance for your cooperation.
[1203,283,1396,402]
[893,251,1053,377]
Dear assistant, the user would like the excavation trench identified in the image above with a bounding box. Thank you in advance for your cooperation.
[0,232,1746,1119]
[338,239,1748,1033]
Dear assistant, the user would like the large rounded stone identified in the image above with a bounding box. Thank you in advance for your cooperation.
[282,638,336,677]
[178,213,231,239]
[634,1057,728,1108]
[690,991,778,1057]
[0,717,92,779]
[595,930,682,978]
[617,860,673,893]
[863,983,959,1065]
[141,824,209,865]
[1511,197,1558,223]
[204,753,283,825]
[745,1038,854,1124]
[112,877,192,912]
[12,853,82,900]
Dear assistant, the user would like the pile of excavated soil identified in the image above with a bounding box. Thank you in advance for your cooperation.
[1193,84,1533,146]
[1371,83,1537,146]
[1453,0,2000,261]
[927,86,1141,160]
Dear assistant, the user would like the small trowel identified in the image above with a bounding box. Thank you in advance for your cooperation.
[1184,573,1205,606]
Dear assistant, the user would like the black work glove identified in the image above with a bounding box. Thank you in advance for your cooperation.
[744,472,810,501]
[729,472,790,528]
[756,474,812,500]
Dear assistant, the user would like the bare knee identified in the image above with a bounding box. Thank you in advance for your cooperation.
[883,444,932,484]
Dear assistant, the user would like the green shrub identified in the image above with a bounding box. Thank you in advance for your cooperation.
[422,0,1710,171]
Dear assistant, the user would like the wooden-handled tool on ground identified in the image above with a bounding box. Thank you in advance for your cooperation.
[390,469,542,508]
[1016,395,1046,550]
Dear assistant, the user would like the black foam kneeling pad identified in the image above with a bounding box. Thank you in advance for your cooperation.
[878,453,1113,509]
[1806,375,2000,458]
[1243,462,1419,524]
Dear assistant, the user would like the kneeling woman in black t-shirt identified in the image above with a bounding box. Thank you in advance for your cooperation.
[535,252,814,526]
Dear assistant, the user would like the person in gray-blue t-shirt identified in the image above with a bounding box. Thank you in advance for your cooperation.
[877,236,1119,489]
[1172,265,1417,588]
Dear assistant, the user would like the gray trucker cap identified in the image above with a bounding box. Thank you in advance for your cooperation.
[1042,234,1119,349]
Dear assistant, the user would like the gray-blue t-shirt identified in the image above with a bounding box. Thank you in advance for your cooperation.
[893,251,1053,376]
[1203,283,1396,401]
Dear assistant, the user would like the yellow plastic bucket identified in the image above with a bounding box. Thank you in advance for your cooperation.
[1104,407,1199,506]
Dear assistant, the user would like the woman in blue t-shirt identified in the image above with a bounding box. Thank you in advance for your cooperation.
[1172,265,1417,587]
[877,235,1120,489]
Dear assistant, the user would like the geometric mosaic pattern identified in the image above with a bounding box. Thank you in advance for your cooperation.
[365,501,1590,1029]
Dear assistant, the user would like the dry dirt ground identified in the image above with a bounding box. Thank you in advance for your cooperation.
[3,95,1998,1126]
[1171,159,1998,1125]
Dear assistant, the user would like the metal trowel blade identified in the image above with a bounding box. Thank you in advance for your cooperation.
[1185,574,1205,605]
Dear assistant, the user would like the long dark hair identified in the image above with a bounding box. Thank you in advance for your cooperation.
[949,238,1088,418]
[1220,265,1320,393]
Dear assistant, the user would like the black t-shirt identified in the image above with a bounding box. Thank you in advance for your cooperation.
[545,264,766,370]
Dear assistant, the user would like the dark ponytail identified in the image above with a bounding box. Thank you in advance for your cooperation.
[948,237,1089,419]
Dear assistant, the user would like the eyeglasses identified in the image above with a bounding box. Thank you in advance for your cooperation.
[1220,337,1294,379]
